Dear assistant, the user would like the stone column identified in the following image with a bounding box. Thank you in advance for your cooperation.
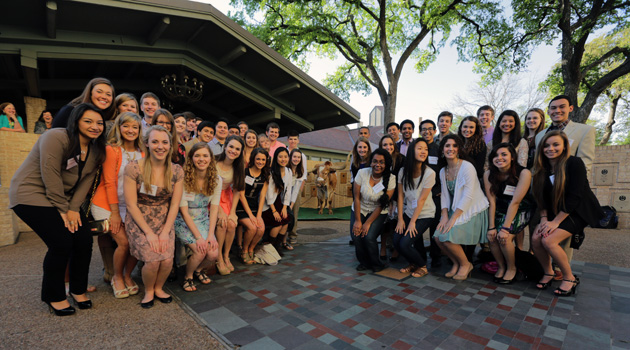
[24,96,47,133]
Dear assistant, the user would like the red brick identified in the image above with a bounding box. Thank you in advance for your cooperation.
[290,290,302,295]
[454,329,490,346]
[379,310,395,318]
[525,316,543,325]
[515,332,536,344]
[497,327,516,338]
[445,291,458,297]
[533,303,549,310]
[431,314,447,322]
[435,298,449,305]
[424,306,439,313]
[390,295,404,301]
[399,298,414,305]
[363,292,376,298]
[358,302,373,309]
[401,288,414,294]
[537,343,561,350]
[301,277,312,282]
[497,304,512,311]
[391,340,413,350]
[307,328,326,338]
[321,295,334,302]
[306,285,318,290]
[485,317,502,326]
[406,306,420,313]
[341,319,358,328]
[505,293,520,299]
[307,320,355,344]
[330,286,342,292]
[478,291,492,297]
[285,303,299,310]
[397,282,410,288]
[365,329,384,340]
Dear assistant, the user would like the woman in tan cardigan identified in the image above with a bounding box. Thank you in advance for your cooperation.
[10,103,106,316]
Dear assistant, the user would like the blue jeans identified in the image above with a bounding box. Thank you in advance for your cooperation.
[394,215,432,268]
[351,211,386,269]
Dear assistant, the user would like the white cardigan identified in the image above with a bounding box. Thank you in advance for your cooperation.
[263,167,293,211]
[440,160,488,225]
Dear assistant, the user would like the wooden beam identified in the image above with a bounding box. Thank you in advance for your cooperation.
[147,16,170,46]
[20,49,40,97]
[219,45,246,66]
[46,1,57,39]
[187,23,208,43]
[271,82,300,96]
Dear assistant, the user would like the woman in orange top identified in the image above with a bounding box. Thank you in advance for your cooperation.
[92,112,145,298]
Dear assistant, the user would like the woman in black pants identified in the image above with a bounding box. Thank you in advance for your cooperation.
[9,103,106,315]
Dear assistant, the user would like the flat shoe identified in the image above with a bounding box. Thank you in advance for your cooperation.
[140,299,154,309]
[155,295,172,304]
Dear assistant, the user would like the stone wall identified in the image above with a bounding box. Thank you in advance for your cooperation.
[591,144,630,229]
[24,96,47,133]
[0,132,40,246]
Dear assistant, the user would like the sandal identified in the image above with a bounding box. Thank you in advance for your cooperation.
[225,258,235,272]
[217,261,230,275]
[554,277,580,297]
[536,273,556,290]
[282,242,294,251]
[399,265,416,273]
[241,252,254,265]
[125,279,140,295]
[411,267,429,278]
[111,278,130,299]
[194,270,212,285]
[181,278,197,292]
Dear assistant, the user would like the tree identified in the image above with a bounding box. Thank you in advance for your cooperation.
[542,27,630,144]
[457,0,630,124]
[229,0,503,128]
[447,73,546,118]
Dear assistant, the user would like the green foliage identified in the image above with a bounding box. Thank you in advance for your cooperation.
[229,0,504,122]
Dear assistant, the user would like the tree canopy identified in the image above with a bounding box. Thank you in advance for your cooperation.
[457,0,630,124]
[229,0,503,126]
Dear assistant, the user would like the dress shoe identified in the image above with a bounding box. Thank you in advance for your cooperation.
[46,302,76,316]
[140,299,154,309]
[155,295,172,304]
[70,294,92,309]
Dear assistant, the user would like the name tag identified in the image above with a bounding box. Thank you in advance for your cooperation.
[428,156,438,165]
[372,182,385,193]
[183,191,195,202]
[503,185,516,196]
[411,199,418,209]
[549,175,555,185]
[66,157,78,170]
[245,176,255,186]
[569,139,574,147]
[139,183,158,196]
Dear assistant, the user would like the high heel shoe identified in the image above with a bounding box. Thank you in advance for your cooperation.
[445,269,458,278]
[217,261,231,275]
[536,273,556,290]
[225,257,235,272]
[45,302,76,316]
[111,277,130,299]
[70,294,93,309]
[554,277,580,297]
[452,264,474,281]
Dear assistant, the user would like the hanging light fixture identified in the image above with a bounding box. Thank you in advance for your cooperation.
[160,71,204,103]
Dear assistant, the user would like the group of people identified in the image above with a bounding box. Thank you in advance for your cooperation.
[350,95,603,298]
[9,77,308,316]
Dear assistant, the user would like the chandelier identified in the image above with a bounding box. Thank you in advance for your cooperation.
[160,73,204,103]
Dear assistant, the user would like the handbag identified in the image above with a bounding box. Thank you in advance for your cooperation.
[80,166,111,236]
[253,243,282,265]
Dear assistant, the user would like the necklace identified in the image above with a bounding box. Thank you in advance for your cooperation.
[370,173,382,183]
[445,159,461,192]
[123,149,137,162]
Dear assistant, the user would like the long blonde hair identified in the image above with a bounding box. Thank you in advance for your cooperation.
[141,125,174,193]
[107,112,144,151]
[532,130,570,214]
[183,143,218,197]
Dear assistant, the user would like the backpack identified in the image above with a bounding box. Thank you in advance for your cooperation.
[595,206,618,229]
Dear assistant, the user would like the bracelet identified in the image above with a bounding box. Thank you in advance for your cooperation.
[501,226,512,232]
[540,215,547,218]
[487,227,496,231]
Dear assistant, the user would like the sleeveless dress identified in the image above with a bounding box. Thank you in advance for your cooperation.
[493,181,534,234]
[174,176,222,245]
[124,161,184,262]
[236,168,266,219]
[217,164,234,215]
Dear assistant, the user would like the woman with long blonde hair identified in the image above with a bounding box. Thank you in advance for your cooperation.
[92,112,144,298]
[124,125,184,308]
[174,143,221,291]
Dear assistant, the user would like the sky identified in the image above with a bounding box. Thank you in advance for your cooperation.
[195,0,561,126]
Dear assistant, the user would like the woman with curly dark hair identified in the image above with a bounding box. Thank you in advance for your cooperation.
[489,110,528,167]
[351,148,396,273]
[174,143,221,291]
[435,134,489,281]
[457,116,486,179]
[483,143,534,284]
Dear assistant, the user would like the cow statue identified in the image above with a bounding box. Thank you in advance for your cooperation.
[312,160,346,215]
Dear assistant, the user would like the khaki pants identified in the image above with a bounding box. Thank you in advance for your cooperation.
[288,198,301,242]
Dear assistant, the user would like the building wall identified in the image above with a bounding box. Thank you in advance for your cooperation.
[590,144,630,229]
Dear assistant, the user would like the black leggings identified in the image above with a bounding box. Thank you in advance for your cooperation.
[13,205,93,303]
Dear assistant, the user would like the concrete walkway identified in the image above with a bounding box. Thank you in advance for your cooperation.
[1,221,629,349]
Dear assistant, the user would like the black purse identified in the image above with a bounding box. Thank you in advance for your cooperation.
[80,166,110,236]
